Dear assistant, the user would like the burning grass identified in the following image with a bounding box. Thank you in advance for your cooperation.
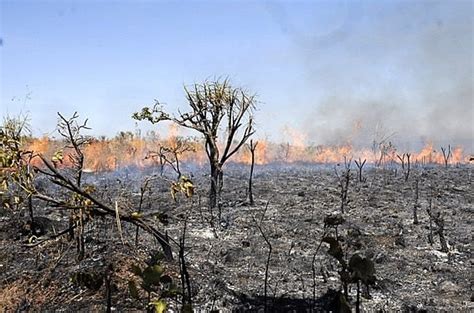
[25,133,470,173]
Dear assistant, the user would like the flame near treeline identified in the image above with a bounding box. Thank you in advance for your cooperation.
[25,125,470,173]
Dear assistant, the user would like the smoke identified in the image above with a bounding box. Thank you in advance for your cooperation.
[275,1,474,152]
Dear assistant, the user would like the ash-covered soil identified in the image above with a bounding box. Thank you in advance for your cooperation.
[1,164,472,312]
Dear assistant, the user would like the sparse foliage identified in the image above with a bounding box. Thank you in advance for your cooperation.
[133,78,256,212]
[146,137,195,179]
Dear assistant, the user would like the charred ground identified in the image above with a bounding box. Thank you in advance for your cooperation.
[1,163,472,312]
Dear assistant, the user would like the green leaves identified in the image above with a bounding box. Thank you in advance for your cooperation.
[129,262,177,306]
[132,104,170,124]
[142,265,164,291]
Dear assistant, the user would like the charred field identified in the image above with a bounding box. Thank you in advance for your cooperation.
[1,162,472,312]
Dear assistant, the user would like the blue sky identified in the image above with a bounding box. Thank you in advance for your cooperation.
[1,0,472,151]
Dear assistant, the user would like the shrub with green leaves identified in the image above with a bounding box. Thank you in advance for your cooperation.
[128,259,179,312]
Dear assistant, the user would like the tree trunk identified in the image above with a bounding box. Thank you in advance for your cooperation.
[248,151,255,205]
[209,162,223,210]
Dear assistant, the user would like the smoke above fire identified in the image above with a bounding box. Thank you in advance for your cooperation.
[268,1,473,153]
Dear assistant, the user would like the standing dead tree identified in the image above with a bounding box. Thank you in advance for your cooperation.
[247,139,258,206]
[56,112,91,259]
[440,145,452,168]
[253,202,272,313]
[134,175,157,246]
[413,178,420,224]
[178,217,193,311]
[354,158,366,183]
[335,158,351,213]
[133,78,256,213]
[396,153,411,181]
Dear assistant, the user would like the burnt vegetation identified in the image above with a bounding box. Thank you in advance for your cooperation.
[1,80,473,312]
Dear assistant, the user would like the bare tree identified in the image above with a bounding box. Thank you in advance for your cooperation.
[57,112,90,187]
[354,158,366,183]
[413,178,420,224]
[56,112,91,260]
[133,78,256,211]
[397,153,411,181]
[247,140,258,206]
[335,157,351,213]
[253,202,272,313]
[441,145,452,168]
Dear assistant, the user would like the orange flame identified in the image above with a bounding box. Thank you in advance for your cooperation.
[23,133,471,172]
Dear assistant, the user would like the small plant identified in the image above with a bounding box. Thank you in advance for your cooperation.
[145,137,195,179]
[129,259,177,312]
[322,236,376,312]
[335,158,351,213]
[170,176,195,202]
[323,212,345,241]
[426,200,449,253]
[0,114,36,221]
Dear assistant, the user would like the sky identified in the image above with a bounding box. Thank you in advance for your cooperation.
[1,0,473,151]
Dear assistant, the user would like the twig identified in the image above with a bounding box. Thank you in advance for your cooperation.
[115,201,125,245]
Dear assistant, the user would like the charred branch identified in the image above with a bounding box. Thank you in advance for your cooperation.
[32,154,174,260]
[247,140,258,206]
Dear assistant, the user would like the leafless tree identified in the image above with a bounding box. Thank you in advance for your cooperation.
[253,202,272,313]
[354,158,366,183]
[179,217,192,311]
[57,112,91,259]
[247,140,258,205]
[335,157,351,213]
[133,78,256,212]
[397,153,411,181]
[413,178,420,224]
[441,145,452,168]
